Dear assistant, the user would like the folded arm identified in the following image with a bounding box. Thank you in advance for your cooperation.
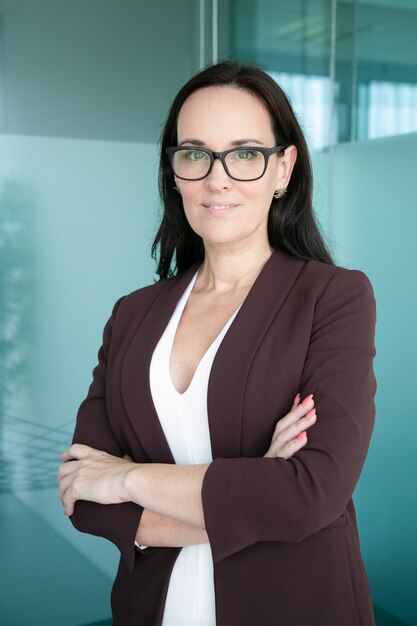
[62,268,372,568]
[60,393,315,538]
[201,269,377,563]
[136,509,209,547]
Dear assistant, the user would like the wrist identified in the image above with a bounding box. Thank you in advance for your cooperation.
[123,463,143,503]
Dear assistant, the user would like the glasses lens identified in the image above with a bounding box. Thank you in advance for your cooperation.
[171,149,211,180]
[225,149,266,180]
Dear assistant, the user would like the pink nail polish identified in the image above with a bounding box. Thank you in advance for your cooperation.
[305,408,316,419]
[297,431,307,441]
[302,393,314,405]
[293,392,300,405]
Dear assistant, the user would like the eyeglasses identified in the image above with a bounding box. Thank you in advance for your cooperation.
[166,145,286,181]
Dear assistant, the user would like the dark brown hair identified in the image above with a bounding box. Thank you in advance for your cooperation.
[152,61,334,279]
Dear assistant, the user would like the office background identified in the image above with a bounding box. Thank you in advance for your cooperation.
[0,1,416,624]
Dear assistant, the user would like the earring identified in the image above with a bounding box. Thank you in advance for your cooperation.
[173,185,181,194]
[273,187,287,199]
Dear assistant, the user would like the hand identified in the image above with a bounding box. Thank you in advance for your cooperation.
[58,444,135,516]
[263,393,317,459]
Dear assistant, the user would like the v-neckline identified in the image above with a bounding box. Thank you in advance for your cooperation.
[167,271,241,396]
[120,248,307,466]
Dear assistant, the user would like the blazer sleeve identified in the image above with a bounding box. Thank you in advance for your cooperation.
[68,296,146,573]
[201,268,377,564]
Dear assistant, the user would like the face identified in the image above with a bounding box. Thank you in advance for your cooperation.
[174,86,296,252]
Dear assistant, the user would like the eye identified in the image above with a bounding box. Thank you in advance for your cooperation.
[183,149,208,161]
[233,149,261,161]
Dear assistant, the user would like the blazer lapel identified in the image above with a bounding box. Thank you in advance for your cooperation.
[207,249,306,458]
[121,249,305,464]
[121,263,199,463]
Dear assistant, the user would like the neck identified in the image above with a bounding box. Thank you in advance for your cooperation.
[196,239,274,293]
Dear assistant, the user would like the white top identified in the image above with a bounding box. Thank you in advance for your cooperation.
[148,270,240,626]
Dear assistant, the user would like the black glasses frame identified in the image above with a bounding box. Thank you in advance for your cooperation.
[166,145,286,181]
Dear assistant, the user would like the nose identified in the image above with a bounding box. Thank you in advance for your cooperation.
[204,156,232,190]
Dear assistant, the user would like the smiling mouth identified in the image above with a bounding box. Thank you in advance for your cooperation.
[203,203,239,210]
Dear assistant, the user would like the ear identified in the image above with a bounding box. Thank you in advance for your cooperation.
[173,176,183,195]
[276,145,297,188]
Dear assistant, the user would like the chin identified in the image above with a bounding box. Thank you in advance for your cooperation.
[200,231,254,250]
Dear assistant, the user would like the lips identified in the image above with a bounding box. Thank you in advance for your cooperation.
[202,203,239,210]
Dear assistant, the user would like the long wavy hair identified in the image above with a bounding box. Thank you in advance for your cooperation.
[152,61,334,279]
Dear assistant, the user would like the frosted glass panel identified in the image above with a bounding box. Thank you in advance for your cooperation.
[230,0,332,148]
[0,131,161,624]
[0,0,200,143]
[320,132,417,626]
[269,71,334,150]
[0,132,159,470]
[230,0,417,145]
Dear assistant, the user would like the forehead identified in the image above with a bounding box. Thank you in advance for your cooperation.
[177,86,275,144]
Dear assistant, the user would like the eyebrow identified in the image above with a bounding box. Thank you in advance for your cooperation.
[178,138,265,147]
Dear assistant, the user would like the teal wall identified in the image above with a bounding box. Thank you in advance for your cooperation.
[314,133,417,626]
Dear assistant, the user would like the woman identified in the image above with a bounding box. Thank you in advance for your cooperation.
[58,61,377,626]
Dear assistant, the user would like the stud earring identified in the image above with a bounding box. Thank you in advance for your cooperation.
[273,187,287,199]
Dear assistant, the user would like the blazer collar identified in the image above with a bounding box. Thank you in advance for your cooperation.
[121,249,306,462]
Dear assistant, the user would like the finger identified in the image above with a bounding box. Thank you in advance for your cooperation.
[286,409,317,442]
[59,448,74,462]
[267,431,308,460]
[290,392,314,412]
[287,394,315,422]
[57,459,81,482]
[274,398,315,435]
[292,407,317,435]
[292,392,300,409]
[286,432,308,458]
[300,393,314,409]
[60,444,100,462]
[58,472,72,500]
[272,408,317,446]
[58,475,77,516]
[63,498,75,516]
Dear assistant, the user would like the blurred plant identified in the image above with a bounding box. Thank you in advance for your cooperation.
[0,178,36,428]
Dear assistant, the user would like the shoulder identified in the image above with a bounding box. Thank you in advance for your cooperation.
[110,275,178,321]
[298,258,377,335]
[271,248,376,305]
[107,265,198,327]
[303,261,375,302]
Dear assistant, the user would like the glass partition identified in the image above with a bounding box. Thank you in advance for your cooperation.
[227,0,417,147]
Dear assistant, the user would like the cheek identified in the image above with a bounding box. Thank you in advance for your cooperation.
[178,183,201,207]
[248,180,275,211]
[181,196,203,233]
[181,194,199,217]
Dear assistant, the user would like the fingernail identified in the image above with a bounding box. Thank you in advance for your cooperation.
[297,431,307,441]
[305,408,316,419]
[302,393,314,405]
[293,392,300,405]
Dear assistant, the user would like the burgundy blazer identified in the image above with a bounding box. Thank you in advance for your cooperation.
[70,248,377,626]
